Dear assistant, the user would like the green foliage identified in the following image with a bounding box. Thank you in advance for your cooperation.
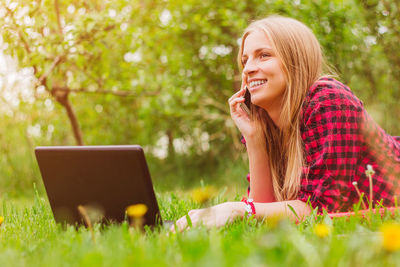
[0,0,399,194]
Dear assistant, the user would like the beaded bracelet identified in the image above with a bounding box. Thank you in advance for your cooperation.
[241,197,256,218]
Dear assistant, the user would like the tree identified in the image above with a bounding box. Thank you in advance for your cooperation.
[0,0,399,194]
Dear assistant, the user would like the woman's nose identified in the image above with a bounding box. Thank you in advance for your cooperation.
[243,59,258,75]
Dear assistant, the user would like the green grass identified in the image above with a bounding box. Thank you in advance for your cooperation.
[1,189,400,267]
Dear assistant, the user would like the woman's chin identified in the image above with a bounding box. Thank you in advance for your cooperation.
[250,96,261,107]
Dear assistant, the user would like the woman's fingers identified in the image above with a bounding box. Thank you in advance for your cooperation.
[171,210,198,232]
[229,95,246,115]
[229,97,245,108]
[241,72,248,90]
[171,217,187,232]
[229,73,247,108]
[228,88,246,102]
[188,210,197,216]
[228,92,245,106]
[229,71,247,104]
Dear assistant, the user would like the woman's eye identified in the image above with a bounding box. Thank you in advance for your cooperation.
[260,53,270,58]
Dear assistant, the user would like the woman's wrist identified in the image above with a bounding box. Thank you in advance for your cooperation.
[241,197,256,218]
[232,201,247,218]
[243,129,260,140]
[245,136,267,154]
[243,129,265,146]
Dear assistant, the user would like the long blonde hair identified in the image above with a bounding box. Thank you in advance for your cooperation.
[237,16,331,201]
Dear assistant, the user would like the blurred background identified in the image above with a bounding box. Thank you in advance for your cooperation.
[0,0,399,198]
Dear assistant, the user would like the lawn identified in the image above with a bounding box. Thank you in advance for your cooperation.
[0,187,400,267]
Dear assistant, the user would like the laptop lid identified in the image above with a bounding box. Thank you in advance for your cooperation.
[35,145,162,227]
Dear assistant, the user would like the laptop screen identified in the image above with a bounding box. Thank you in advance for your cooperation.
[35,145,162,227]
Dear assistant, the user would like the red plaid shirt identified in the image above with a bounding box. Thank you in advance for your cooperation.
[242,77,400,212]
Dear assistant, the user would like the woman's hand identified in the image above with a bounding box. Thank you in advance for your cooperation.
[228,74,258,139]
[171,202,245,232]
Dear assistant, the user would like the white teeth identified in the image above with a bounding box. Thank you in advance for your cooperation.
[249,80,267,88]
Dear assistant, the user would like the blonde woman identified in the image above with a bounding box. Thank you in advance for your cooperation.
[172,15,400,231]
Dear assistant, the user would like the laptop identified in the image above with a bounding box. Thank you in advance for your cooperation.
[35,145,168,228]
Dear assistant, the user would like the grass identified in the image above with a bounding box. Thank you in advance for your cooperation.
[1,188,400,267]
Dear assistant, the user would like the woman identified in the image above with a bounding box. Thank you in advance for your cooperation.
[172,15,400,231]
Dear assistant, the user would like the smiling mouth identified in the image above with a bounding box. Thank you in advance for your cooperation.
[248,79,267,90]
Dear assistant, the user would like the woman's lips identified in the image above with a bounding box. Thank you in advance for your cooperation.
[248,81,267,93]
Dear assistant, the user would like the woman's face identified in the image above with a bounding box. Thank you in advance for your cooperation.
[241,30,286,112]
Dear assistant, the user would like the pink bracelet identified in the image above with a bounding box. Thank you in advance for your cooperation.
[241,197,256,218]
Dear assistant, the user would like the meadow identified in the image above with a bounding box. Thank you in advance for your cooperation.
[1,185,400,267]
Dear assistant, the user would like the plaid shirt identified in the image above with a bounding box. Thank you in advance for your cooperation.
[242,77,400,212]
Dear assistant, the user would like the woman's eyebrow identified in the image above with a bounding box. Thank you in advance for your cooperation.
[242,47,273,58]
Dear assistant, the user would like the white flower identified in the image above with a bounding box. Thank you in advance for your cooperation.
[124,51,142,63]
[365,164,375,176]
[159,9,172,26]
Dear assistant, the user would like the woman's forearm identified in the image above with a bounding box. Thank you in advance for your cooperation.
[235,200,311,222]
[253,200,311,221]
[246,136,275,202]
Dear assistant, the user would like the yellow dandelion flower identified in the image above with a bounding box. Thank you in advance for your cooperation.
[313,223,331,238]
[265,213,285,229]
[191,186,216,204]
[126,204,148,218]
[0,216,3,226]
[380,222,400,252]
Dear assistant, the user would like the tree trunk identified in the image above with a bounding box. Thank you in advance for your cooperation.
[167,129,174,159]
[52,89,84,145]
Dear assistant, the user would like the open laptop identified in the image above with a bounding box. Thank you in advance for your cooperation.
[35,145,168,228]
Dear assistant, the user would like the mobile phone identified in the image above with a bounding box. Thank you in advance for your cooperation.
[240,86,251,115]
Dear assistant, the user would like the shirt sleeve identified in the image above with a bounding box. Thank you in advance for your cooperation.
[394,136,400,144]
[297,86,364,212]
